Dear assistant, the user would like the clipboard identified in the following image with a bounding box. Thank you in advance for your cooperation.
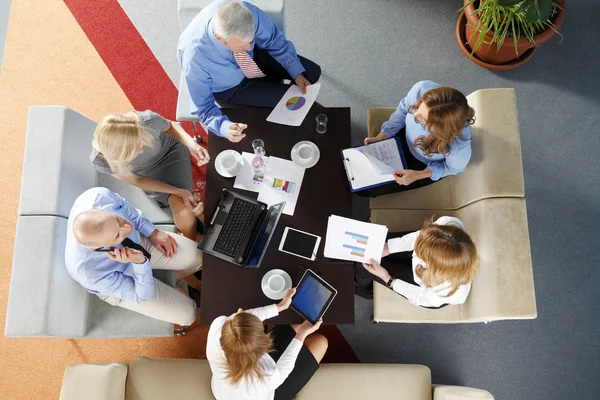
[341,137,407,193]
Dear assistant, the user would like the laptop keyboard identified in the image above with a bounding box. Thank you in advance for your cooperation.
[213,198,259,258]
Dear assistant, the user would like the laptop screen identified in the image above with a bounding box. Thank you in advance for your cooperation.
[246,202,285,266]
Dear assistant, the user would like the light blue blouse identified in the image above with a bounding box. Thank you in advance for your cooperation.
[381,80,472,181]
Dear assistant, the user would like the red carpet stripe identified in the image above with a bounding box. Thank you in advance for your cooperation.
[63,0,208,197]
[63,0,358,363]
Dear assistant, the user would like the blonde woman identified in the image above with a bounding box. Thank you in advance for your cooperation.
[206,289,328,400]
[91,110,209,240]
[360,80,475,197]
[355,216,479,308]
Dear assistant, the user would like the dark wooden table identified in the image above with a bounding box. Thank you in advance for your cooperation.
[200,107,354,324]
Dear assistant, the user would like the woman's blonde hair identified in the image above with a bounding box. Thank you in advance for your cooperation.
[408,87,476,157]
[220,312,273,385]
[92,114,154,176]
[414,217,479,297]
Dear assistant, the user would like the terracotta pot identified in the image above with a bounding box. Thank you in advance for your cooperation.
[456,11,537,70]
[460,0,565,66]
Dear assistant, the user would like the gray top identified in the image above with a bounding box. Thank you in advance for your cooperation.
[90,110,193,207]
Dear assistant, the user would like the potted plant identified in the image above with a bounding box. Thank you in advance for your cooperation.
[456,0,565,70]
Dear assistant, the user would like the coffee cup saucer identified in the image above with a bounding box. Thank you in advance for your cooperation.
[291,141,320,169]
[261,269,293,300]
[215,150,244,178]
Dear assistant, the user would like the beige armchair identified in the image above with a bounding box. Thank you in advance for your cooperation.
[371,198,536,323]
[368,88,525,210]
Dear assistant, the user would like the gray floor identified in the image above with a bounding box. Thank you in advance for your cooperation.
[120,0,599,398]
[283,1,599,400]
[0,0,11,76]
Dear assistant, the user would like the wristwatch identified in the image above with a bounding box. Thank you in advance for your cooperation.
[386,277,395,288]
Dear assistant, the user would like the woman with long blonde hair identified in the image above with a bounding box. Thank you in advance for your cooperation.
[91,110,209,240]
[360,80,475,197]
[355,216,479,308]
[206,289,328,400]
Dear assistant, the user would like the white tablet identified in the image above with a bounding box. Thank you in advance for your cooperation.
[278,227,321,261]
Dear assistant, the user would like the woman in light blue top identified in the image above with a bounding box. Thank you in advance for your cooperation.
[360,81,475,197]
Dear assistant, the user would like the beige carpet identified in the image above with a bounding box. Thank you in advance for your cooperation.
[0,1,208,398]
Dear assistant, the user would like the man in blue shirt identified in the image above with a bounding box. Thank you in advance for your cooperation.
[65,187,203,326]
[178,0,321,142]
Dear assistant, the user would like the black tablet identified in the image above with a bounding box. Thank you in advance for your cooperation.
[290,269,337,324]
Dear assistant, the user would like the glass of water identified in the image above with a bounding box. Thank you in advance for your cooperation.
[316,114,328,134]
[252,138,265,154]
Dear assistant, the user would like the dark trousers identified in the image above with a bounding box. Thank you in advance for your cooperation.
[354,231,448,309]
[357,128,437,198]
[213,47,321,107]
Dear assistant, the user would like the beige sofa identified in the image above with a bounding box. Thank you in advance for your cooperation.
[372,199,536,323]
[368,88,525,210]
[59,358,494,400]
[367,88,536,323]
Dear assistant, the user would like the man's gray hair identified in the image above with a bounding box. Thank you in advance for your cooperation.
[213,1,255,42]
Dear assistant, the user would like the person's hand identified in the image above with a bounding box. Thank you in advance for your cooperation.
[294,74,311,94]
[382,242,390,258]
[191,201,204,218]
[362,258,391,282]
[177,189,198,209]
[276,288,296,312]
[190,143,209,167]
[394,169,420,186]
[228,123,247,143]
[105,247,146,265]
[363,132,388,146]
[295,319,323,341]
[149,229,178,258]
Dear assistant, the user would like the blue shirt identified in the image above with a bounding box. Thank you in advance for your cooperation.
[65,188,157,303]
[381,80,472,181]
[178,0,305,137]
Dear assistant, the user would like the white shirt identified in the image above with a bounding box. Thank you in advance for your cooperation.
[206,305,303,400]
[387,216,472,308]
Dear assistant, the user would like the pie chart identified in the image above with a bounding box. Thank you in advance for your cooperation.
[286,96,306,111]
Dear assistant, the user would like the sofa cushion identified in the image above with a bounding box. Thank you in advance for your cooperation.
[5,216,89,337]
[296,364,432,400]
[369,89,525,210]
[126,358,214,400]
[19,106,97,218]
[433,385,494,400]
[59,363,128,400]
[372,198,536,323]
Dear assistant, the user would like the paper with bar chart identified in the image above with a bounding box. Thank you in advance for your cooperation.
[266,83,322,126]
[324,215,388,263]
[258,156,305,216]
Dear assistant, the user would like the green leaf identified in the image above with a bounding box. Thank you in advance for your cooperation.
[526,0,553,22]
[498,0,524,5]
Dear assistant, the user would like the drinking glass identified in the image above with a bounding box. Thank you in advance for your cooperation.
[252,139,265,154]
[316,114,328,134]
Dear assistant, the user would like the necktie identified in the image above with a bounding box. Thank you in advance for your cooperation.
[233,51,266,79]
[121,237,152,261]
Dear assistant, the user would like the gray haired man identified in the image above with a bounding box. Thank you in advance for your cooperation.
[178,0,321,142]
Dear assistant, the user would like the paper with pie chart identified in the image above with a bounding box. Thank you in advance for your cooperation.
[267,82,322,126]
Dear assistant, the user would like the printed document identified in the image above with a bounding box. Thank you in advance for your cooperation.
[257,156,305,216]
[266,83,322,126]
[324,215,388,263]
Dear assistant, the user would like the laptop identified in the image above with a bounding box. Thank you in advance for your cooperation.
[198,188,285,268]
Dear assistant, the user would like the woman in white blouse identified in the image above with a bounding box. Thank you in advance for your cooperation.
[355,216,479,308]
[206,288,328,400]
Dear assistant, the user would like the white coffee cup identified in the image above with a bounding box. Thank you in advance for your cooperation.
[221,152,239,174]
[267,274,285,293]
[297,144,314,163]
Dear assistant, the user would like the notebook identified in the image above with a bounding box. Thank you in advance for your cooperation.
[341,137,407,192]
